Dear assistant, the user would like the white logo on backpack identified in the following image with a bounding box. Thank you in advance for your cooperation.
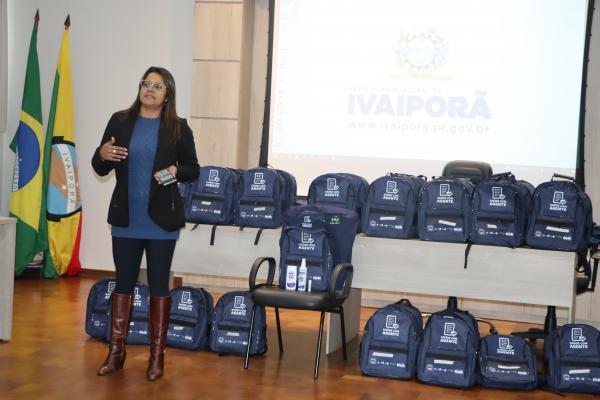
[569,327,588,349]
[550,191,568,212]
[231,295,247,316]
[497,337,515,355]
[178,290,194,311]
[105,281,116,299]
[298,230,316,251]
[440,322,458,344]
[383,181,400,201]
[133,287,142,307]
[489,186,507,207]
[205,169,221,189]
[251,172,267,191]
[325,178,340,197]
[437,184,454,204]
[382,314,400,336]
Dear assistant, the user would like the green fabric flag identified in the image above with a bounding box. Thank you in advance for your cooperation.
[8,12,49,277]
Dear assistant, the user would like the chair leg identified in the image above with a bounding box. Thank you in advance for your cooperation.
[244,305,257,370]
[314,311,326,380]
[339,306,347,361]
[275,307,283,354]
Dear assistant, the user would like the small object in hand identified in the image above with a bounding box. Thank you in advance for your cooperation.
[154,168,177,185]
[112,149,116,154]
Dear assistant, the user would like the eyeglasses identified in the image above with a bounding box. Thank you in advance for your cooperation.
[140,80,166,91]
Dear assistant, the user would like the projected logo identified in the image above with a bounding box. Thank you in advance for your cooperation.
[393,29,448,79]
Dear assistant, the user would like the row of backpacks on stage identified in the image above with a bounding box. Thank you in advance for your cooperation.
[85,280,267,356]
[86,280,600,394]
[360,298,600,394]
[179,166,593,252]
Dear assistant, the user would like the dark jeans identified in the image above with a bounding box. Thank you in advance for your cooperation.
[112,237,177,297]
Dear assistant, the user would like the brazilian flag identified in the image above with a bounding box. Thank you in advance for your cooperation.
[9,11,47,277]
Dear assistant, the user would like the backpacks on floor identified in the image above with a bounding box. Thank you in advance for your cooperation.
[417,307,480,388]
[544,324,600,393]
[210,291,267,356]
[478,334,538,390]
[167,286,214,350]
[359,299,423,379]
[85,278,117,340]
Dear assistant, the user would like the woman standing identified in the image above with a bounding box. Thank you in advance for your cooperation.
[91,66,199,380]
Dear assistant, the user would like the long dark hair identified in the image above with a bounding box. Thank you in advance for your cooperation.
[127,66,180,142]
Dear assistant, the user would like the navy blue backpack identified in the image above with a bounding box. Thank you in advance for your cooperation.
[123,282,151,344]
[280,205,359,292]
[307,173,369,218]
[417,307,480,388]
[184,166,241,225]
[359,299,423,379]
[526,175,593,252]
[167,286,214,350]
[178,181,192,220]
[275,168,297,212]
[235,167,296,228]
[544,324,600,393]
[478,334,538,390]
[85,278,117,339]
[418,178,475,243]
[362,174,426,239]
[210,291,267,356]
[471,173,534,247]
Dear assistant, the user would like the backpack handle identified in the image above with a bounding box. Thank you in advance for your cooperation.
[394,298,413,306]
[416,175,428,181]
[487,172,515,183]
[551,173,575,182]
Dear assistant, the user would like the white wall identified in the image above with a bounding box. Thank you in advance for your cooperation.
[0,0,195,270]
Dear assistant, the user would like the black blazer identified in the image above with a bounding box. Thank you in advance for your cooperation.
[91,111,199,232]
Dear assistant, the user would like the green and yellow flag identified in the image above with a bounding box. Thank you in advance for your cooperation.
[42,15,82,277]
[9,11,45,277]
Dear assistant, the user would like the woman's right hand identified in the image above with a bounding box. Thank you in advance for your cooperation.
[100,137,128,162]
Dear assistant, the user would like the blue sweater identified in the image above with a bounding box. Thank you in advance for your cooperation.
[111,116,180,240]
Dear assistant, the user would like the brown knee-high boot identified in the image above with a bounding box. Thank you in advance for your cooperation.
[97,293,133,376]
[146,296,171,381]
